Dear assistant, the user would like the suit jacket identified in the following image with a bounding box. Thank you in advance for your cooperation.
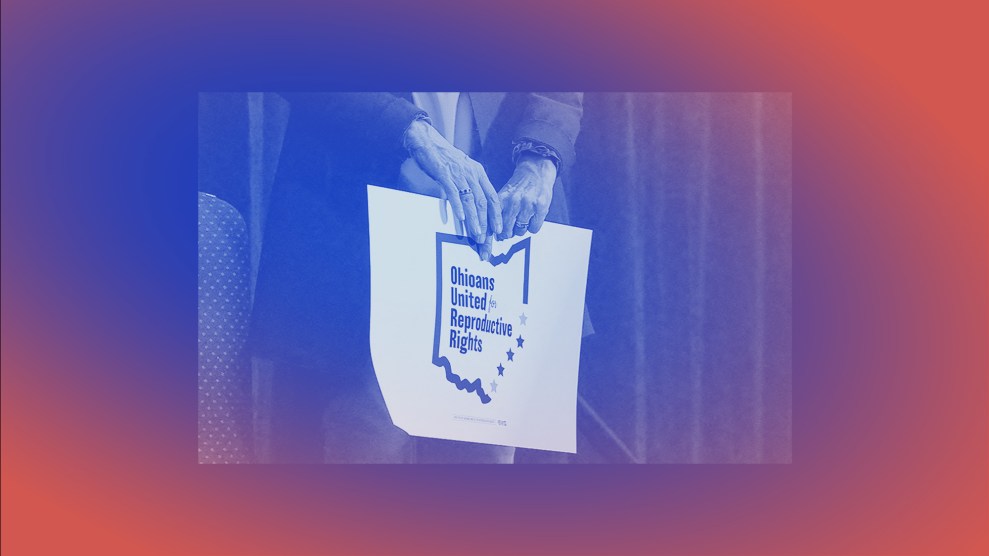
[251,93,583,384]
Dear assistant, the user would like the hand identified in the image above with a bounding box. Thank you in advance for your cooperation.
[497,152,557,239]
[404,119,502,247]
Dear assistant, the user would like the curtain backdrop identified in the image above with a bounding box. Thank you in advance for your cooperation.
[198,92,792,463]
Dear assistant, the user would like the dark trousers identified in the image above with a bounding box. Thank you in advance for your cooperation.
[267,357,514,463]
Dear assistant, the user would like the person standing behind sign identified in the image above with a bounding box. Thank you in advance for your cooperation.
[250,92,583,463]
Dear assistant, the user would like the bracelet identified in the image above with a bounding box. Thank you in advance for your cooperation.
[512,139,562,171]
[402,112,433,154]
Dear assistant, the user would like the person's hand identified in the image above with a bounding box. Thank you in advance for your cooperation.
[404,119,502,248]
[497,152,557,240]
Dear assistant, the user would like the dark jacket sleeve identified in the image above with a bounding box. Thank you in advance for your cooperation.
[513,93,584,172]
[277,93,425,170]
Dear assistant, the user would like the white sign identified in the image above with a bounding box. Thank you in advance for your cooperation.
[367,185,591,453]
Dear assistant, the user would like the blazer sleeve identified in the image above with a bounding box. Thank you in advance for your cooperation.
[277,93,425,167]
[513,92,584,172]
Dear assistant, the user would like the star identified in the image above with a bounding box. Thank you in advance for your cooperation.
[489,379,498,393]
[516,336,525,348]
[519,313,528,325]
[506,348,514,361]
[497,363,505,376]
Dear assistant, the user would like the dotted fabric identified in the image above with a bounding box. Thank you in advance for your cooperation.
[198,193,253,463]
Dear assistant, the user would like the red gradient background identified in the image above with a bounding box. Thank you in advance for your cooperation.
[2,1,986,555]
